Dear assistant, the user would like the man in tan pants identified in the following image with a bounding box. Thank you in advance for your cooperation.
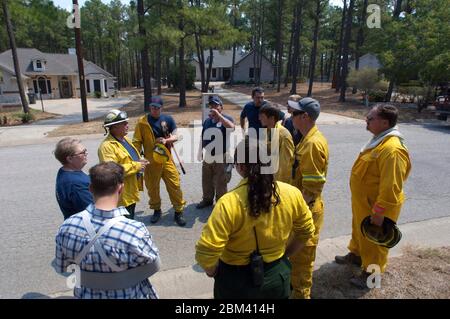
[196,96,235,209]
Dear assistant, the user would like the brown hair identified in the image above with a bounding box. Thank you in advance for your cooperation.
[54,137,82,165]
[234,136,280,217]
[259,103,280,122]
[89,162,124,197]
[375,104,398,128]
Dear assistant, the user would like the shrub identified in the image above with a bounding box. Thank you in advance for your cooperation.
[368,90,386,102]
[94,91,102,98]
[15,112,34,123]
[168,64,196,90]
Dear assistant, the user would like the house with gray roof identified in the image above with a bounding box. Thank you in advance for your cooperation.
[348,53,382,70]
[0,48,115,103]
[192,49,275,83]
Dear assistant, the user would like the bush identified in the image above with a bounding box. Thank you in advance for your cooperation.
[94,91,102,98]
[168,64,196,90]
[368,90,386,102]
[15,112,34,123]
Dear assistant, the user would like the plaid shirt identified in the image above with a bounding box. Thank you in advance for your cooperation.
[55,204,159,299]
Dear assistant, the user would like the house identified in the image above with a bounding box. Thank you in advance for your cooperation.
[191,49,275,83]
[348,53,382,70]
[0,48,115,103]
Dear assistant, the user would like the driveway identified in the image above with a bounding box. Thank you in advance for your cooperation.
[0,97,132,146]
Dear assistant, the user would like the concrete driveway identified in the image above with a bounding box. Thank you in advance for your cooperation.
[0,97,132,146]
[30,97,132,125]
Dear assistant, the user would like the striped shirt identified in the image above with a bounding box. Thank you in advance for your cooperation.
[55,204,159,299]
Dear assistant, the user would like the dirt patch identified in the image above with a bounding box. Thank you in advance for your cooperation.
[311,246,450,299]
[47,88,242,137]
[0,106,58,126]
[224,82,437,123]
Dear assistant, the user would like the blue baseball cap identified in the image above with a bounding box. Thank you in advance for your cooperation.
[149,96,163,108]
[208,96,223,106]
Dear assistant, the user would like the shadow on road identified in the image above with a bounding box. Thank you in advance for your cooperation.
[136,203,211,229]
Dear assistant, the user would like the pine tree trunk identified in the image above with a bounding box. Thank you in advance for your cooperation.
[2,0,29,114]
[307,0,321,97]
[137,0,152,111]
[284,9,296,88]
[352,0,368,94]
[335,0,347,92]
[339,0,355,102]
[291,0,304,94]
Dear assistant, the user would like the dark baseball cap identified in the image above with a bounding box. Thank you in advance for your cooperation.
[149,96,163,108]
[208,96,223,106]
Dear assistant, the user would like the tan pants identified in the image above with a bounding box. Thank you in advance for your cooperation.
[202,161,228,203]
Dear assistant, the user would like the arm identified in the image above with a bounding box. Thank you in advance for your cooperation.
[195,199,232,274]
[132,121,143,153]
[290,190,316,249]
[372,147,411,224]
[300,141,328,206]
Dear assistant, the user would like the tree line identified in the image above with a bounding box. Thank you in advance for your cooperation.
[1,0,449,110]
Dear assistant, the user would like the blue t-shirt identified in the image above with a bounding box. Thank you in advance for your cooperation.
[240,101,286,133]
[202,114,235,156]
[147,114,177,138]
[283,117,303,146]
[55,168,93,220]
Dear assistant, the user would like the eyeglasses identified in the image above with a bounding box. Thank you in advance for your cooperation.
[72,149,88,157]
[366,116,376,122]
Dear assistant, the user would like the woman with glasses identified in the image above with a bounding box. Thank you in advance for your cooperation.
[54,137,93,220]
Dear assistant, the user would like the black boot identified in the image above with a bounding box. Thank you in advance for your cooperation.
[174,212,186,227]
[196,200,213,209]
[150,210,162,224]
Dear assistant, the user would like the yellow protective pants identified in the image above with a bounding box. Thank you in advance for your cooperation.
[144,159,186,212]
[290,201,324,299]
[347,207,392,273]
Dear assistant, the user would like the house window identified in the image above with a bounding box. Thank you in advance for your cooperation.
[104,79,108,92]
[47,80,52,93]
[86,80,90,93]
[33,80,38,93]
[36,60,42,69]
[37,76,48,94]
[212,68,216,78]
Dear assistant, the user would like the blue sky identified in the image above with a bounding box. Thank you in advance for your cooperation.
[53,0,343,11]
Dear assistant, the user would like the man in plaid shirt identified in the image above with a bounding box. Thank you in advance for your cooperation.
[55,162,160,299]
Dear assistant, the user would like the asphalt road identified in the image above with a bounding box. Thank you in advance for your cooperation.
[0,120,449,298]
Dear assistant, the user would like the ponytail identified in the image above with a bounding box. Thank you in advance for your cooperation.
[235,136,280,217]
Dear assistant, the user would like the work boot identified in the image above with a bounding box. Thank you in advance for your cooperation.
[349,271,371,289]
[174,212,186,227]
[335,252,362,267]
[196,200,213,209]
[150,210,162,224]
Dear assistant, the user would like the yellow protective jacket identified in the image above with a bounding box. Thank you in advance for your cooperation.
[292,125,329,211]
[98,134,143,207]
[273,121,295,183]
[350,135,411,222]
[195,179,315,269]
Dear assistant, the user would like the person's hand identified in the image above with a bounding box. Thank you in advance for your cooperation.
[205,265,218,278]
[156,137,166,145]
[139,158,149,172]
[370,214,384,227]
[209,108,221,121]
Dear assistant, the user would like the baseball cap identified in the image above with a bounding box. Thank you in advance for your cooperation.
[149,96,163,108]
[208,96,223,106]
[291,97,320,121]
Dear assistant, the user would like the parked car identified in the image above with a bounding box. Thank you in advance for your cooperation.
[434,95,450,121]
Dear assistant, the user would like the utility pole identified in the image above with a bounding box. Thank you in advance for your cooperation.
[71,0,88,122]
[2,0,29,114]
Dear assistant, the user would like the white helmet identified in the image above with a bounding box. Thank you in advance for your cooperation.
[103,109,128,127]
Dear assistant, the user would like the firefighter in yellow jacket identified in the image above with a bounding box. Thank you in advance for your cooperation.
[289,97,329,299]
[98,110,148,219]
[133,96,187,227]
[258,103,294,184]
[335,104,411,288]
